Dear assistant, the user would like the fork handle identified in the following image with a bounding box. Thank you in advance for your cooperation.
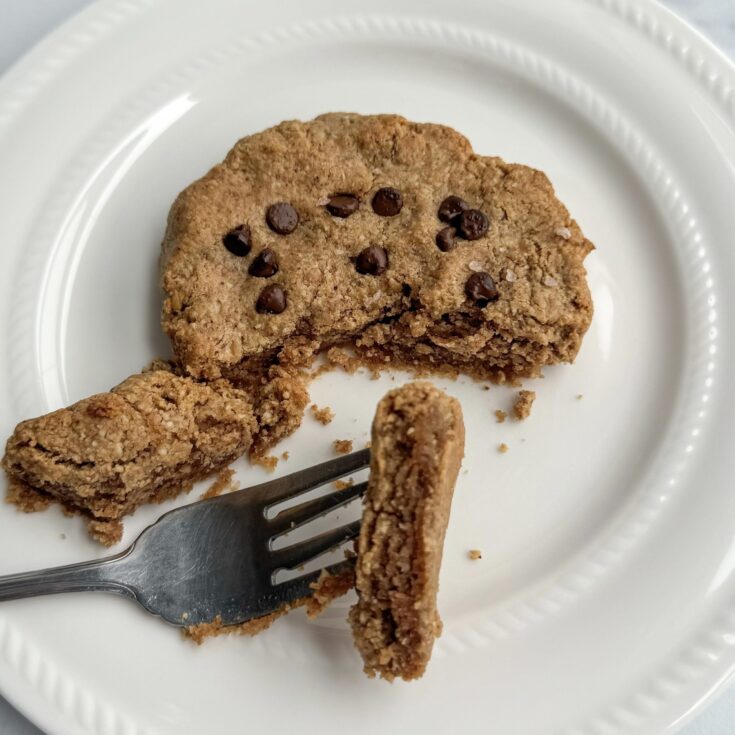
[0,549,133,602]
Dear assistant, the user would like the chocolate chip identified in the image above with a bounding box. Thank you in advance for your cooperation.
[248,249,279,278]
[465,272,499,305]
[372,187,403,217]
[326,194,359,218]
[436,226,458,252]
[356,246,388,276]
[256,284,287,314]
[458,209,490,240]
[266,202,299,234]
[438,196,468,223]
[222,225,252,257]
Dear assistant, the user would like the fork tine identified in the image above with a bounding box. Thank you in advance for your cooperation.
[250,448,370,509]
[268,560,354,606]
[269,481,368,536]
[269,520,361,571]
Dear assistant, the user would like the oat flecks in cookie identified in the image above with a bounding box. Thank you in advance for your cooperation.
[349,382,465,681]
[333,439,353,455]
[161,113,594,387]
[1,371,257,543]
[513,390,536,420]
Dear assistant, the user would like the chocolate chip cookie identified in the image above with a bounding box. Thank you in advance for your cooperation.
[349,382,465,681]
[161,113,593,385]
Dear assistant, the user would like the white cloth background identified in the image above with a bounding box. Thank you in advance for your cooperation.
[0,1,733,733]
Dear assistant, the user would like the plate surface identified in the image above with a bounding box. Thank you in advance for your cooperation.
[1,0,735,733]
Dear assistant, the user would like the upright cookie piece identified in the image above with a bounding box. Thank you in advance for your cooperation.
[2,371,256,544]
[349,382,465,681]
[161,113,594,385]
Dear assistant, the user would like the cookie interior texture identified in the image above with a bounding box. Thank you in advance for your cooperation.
[2,371,256,545]
[161,112,593,390]
[349,382,465,681]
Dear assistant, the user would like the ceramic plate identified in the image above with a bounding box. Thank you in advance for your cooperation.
[2,0,735,733]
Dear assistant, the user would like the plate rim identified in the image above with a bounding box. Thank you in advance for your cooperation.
[0,1,734,734]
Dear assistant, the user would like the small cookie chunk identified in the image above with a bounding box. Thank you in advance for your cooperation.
[310,404,335,425]
[2,371,256,544]
[333,439,353,455]
[349,382,465,681]
[513,389,536,420]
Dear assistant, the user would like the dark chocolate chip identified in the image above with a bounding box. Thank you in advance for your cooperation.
[458,209,490,240]
[256,284,287,314]
[326,194,359,218]
[371,187,403,217]
[465,272,499,305]
[436,226,458,252]
[266,202,299,234]
[222,225,252,257]
[356,246,388,276]
[248,248,279,278]
[438,195,469,223]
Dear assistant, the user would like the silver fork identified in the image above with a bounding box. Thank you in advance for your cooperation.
[0,449,370,627]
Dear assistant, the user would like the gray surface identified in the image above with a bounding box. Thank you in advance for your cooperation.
[0,0,733,733]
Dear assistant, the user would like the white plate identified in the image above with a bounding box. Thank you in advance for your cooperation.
[1,0,735,733]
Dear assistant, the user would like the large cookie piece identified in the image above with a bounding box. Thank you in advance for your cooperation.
[349,382,464,680]
[161,113,593,383]
[2,371,256,544]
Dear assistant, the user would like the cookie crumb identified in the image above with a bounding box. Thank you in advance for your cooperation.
[334,439,353,455]
[513,390,536,421]
[334,478,354,491]
[87,518,123,547]
[253,454,279,472]
[498,443,509,454]
[576,394,584,400]
[494,409,507,423]
[281,451,289,461]
[200,468,238,499]
[310,404,334,425]
[468,549,482,560]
